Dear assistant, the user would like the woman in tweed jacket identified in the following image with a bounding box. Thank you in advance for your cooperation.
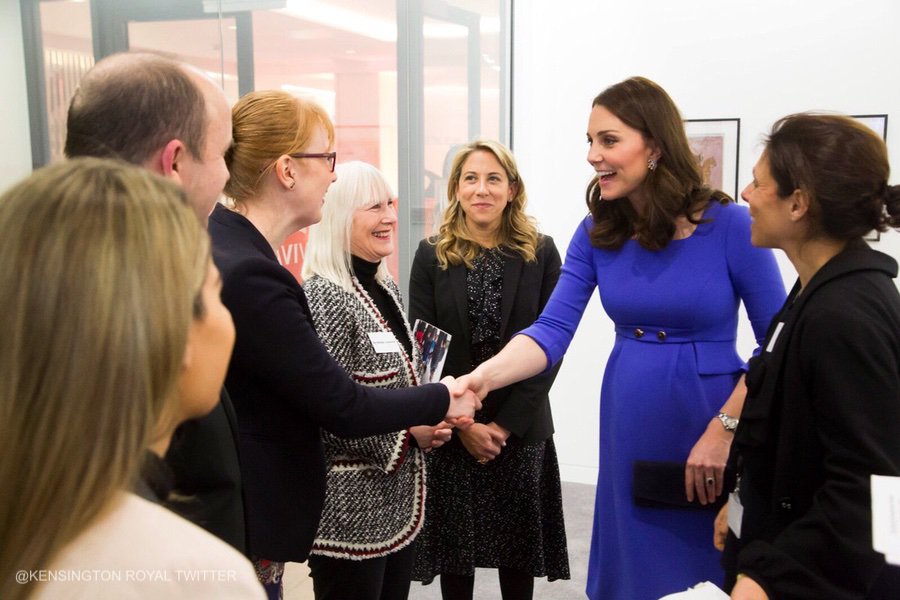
[301,161,451,600]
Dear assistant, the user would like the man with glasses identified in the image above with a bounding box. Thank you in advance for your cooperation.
[65,51,247,555]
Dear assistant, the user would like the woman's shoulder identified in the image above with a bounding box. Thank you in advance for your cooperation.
[303,274,346,296]
[415,236,439,255]
[41,493,262,598]
[303,275,357,319]
[706,198,749,225]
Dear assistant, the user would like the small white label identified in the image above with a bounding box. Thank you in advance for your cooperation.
[766,321,785,353]
[727,491,744,539]
[368,331,400,354]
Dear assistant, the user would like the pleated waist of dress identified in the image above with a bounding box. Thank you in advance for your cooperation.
[614,325,747,375]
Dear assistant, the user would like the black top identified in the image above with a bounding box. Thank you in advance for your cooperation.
[466,247,505,366]
[163,388,246,554]
[136,450,175,504]
[208,204,449,562]
[352,255,412,357]
[727,243,900,599]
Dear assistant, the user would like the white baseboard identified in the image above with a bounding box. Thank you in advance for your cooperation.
[559,464,598,486]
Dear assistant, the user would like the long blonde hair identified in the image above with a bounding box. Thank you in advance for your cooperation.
[0,158,209,600]
[303,161,394,291]
[434,139,540,269]
[225,90,335,206]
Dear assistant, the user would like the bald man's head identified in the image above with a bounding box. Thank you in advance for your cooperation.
[65,52,207,165]
[65,52,233,222]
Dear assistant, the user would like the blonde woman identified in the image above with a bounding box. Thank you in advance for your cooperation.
[409,139,569,599]
[0,158,262,600]
[301,161,450,599]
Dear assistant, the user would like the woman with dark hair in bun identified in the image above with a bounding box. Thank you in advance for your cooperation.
[719,113,900,600]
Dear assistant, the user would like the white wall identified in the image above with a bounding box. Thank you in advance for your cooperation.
[1,0,33,193]
[513,0,900,484]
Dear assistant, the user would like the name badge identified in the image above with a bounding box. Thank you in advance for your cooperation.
[765,322,785,353]
[368,331,400,354]
[727,491,744,539]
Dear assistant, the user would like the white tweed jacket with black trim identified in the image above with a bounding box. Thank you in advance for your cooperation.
[302,273,426,560]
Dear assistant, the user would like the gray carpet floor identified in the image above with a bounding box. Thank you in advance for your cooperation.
[285,481,595,599]
[408,481,594,600]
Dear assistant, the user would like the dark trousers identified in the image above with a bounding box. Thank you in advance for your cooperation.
[308,542,416,600]
[439,568,534,600]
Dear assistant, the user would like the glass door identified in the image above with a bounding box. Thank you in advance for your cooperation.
[397,0,508,293]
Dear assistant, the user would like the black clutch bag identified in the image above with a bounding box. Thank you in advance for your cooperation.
[632,460,735,510]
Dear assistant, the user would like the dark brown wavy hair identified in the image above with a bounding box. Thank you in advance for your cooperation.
[586,77,730,250]
[765,113,900,240]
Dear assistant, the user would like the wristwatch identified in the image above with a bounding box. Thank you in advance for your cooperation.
[717,412,739,432]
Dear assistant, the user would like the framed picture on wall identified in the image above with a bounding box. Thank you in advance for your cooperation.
[684,118,741,200]
[852,114,888,141]
[852,114,888,241]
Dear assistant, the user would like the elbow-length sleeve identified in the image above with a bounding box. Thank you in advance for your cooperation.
[518,215,598,368]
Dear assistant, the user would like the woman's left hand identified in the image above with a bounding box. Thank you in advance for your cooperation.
[685,418,732,504]
[410,422,453,451]
[458,422,506,462]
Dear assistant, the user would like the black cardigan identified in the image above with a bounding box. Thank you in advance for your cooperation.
[208,204,449,562]
[727,243,900,598]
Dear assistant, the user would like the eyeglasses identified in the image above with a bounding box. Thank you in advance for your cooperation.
[289,151,336,172]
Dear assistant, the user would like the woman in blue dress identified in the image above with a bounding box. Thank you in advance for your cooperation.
[462,77,786,599]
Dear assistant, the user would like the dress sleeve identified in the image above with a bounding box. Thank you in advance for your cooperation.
[304,279,411,474]
[737,292,900,598]
[723,204,786,355]
[518,216,598,368]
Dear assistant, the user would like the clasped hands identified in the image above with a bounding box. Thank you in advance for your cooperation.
[434,372,508,462]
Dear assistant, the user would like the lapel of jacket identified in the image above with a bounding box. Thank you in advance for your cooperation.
[499,251,524,341]
[447,262,472,345]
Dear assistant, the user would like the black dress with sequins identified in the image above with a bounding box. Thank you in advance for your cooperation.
[412,247,570,584]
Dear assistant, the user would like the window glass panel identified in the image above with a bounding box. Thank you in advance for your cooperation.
[26,0,509,287]
[414,0,505,263]
[39,0,94,164]
[128,18,240,104]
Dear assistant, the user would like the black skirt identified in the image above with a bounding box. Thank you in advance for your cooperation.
[412,433,570,583]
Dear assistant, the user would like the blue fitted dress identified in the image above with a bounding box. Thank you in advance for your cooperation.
[519,201,785,600]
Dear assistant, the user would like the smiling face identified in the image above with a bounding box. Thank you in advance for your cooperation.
[741,152,795,249]
[456,150,514,241]
[586,104,658,209]
[292,126,337,229]
[351,196,397,262]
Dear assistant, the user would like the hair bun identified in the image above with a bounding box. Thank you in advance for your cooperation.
[883,183,900,228]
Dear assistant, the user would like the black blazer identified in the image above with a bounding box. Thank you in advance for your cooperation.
[408,236,561,443]
[163,388,246,554]
[208,205,449,562]
[728,244,900,599]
